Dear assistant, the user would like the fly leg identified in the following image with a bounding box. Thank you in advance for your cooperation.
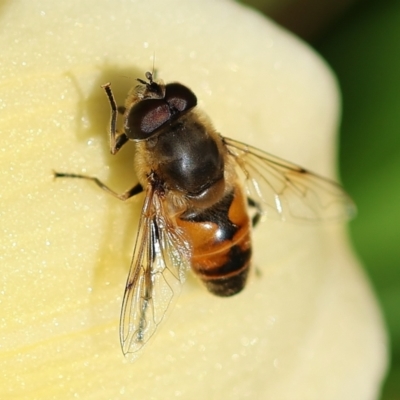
[101,83,129,155]
[247,196,263,277]
[53,171,143,201]
[247,197,262,228]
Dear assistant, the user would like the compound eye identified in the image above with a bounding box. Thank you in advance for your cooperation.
[124,82,198,141]
[165,83,197,113]
[125,99,171,140]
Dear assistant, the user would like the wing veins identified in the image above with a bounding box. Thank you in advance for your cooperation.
[224,137,356,221]
[119,185,190,358]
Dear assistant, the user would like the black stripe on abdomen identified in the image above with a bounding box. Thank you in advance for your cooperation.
[200,245,251,297]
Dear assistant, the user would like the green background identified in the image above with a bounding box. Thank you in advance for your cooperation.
[315,2,400,398]
[244,0,400,398]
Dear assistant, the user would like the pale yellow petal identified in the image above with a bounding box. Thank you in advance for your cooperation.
[0,1,386,399]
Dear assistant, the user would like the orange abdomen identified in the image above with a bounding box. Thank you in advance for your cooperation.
[177,185,251,296]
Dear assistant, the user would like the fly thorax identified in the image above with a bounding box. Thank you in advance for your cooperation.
[149,118,225,197]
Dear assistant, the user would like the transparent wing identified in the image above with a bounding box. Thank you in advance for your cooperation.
[224,137,356,222]
[120,185,191,359]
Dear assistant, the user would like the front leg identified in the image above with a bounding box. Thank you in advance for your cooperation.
[101,83,129,155]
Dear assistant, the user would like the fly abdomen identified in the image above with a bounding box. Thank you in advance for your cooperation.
[177,184,252,296]
[195,243,251,297]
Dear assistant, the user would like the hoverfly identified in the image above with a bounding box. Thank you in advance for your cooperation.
[55,71,355,359]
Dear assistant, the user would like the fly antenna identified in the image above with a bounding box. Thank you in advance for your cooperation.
[151,51,157,79]
[137,71,153,86]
